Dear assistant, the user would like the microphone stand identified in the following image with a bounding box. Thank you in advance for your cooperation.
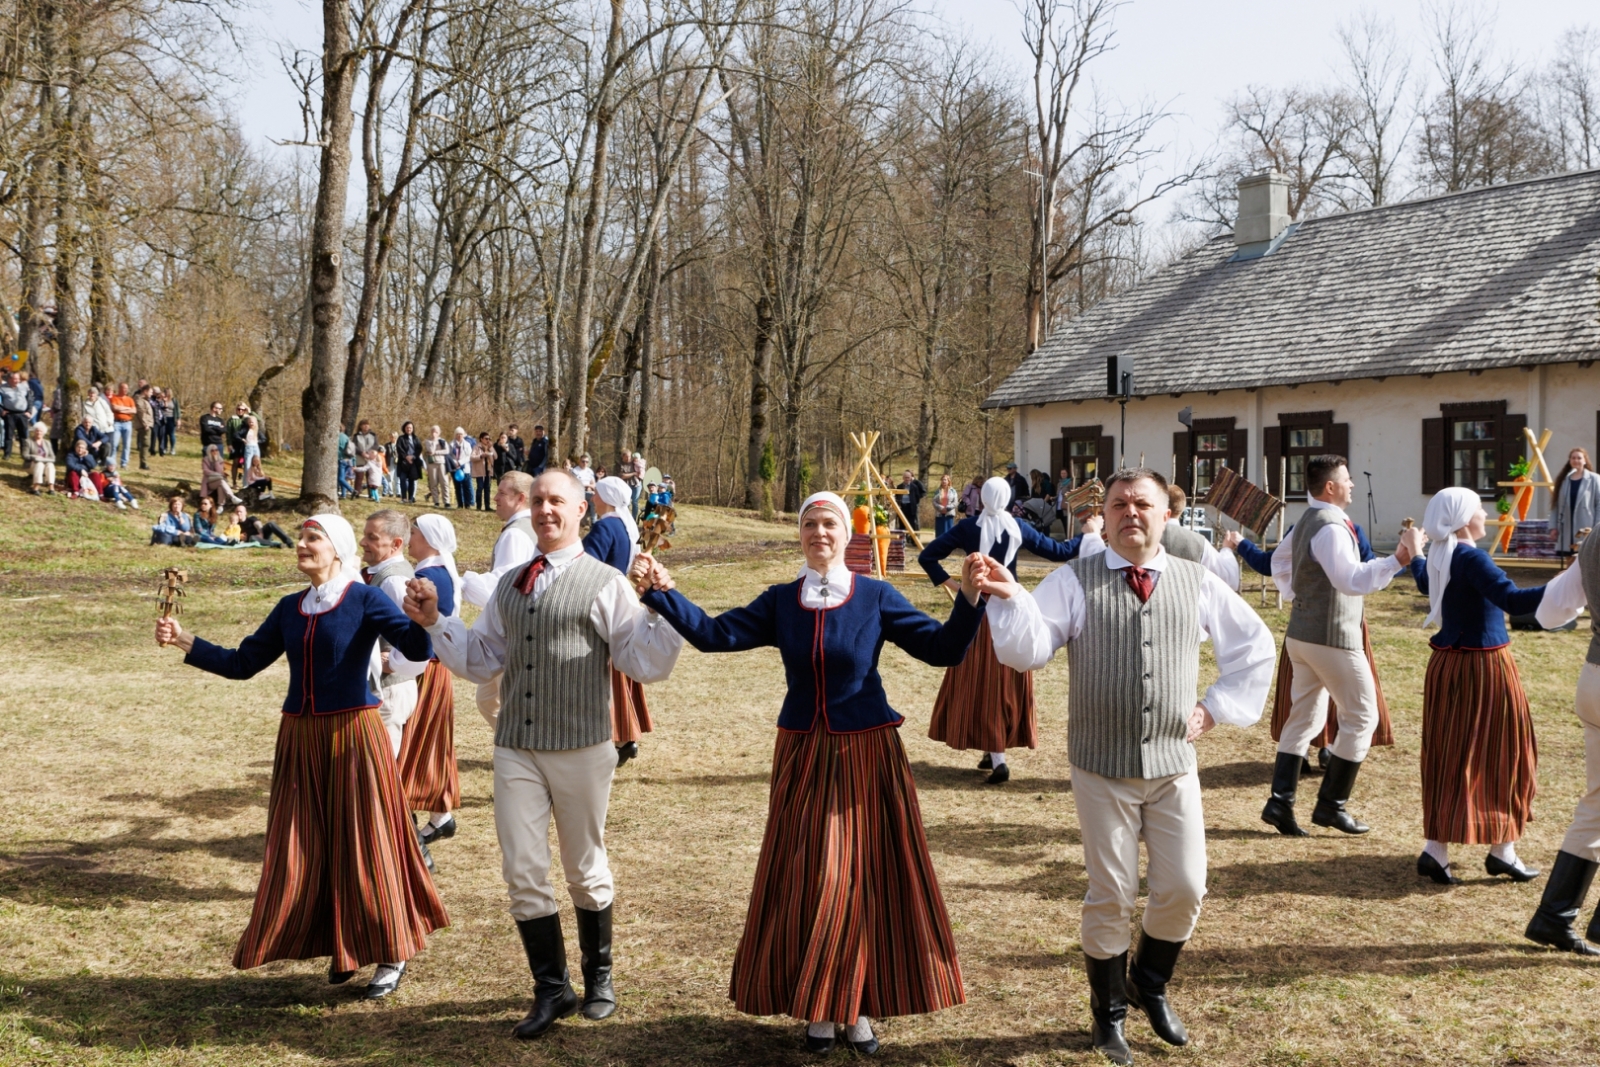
[1363,471,1378,538]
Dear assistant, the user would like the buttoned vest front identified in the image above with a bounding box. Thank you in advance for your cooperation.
[1286,505,1364,651]
[1066,554,1203,779]
[494,553,616,751]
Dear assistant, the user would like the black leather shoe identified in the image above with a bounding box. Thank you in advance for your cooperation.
[1127,933,1189,1046]
[512,915,580,1038]
[1261,752,1310,836]
[364,962,405,999]
[616,741,639,767]
[1418,852,1461,885]
[1311,755,1370,834]
[1084,952,1132,1066]
[328,963,356,985]
[977,754,992,770]
[411,813,435,871]
[1487,853,1541,882]
[985,762,1010,785]
[1317,746,1332,771]
[1299,757,1316,777]
[419,816,456,846]
[575,904,616,1020]
[1526,851,1600,955]
[804,1027,836,1053]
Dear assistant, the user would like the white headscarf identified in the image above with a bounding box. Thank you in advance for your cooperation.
[977,476,1023,567]
[1421,487,1481,627]
[595,475,641,562]
[799,491,853,542]
[414,513,461,611]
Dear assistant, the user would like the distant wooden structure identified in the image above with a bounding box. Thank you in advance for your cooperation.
[836,431,926,580]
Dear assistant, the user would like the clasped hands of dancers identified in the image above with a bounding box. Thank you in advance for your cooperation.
[153,460,1600,1063]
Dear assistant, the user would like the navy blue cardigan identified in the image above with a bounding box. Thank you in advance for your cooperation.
[1236,521,1376,576]
[185,581,432,715]
[582,515,633,573]
[918,516,1087,586]
[415,564,455,619]
[643,576,985,733]
[1412,543,1545,650]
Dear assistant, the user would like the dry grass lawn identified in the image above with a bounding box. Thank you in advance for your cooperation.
[3,451,1600,1066]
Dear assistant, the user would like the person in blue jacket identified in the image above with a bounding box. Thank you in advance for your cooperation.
[918,475,1102,783]
[584,476,653,766]
[632,491,986,1056]
[1411,487,1544,885]
[154,514,446,1000]
[403,514,464,852]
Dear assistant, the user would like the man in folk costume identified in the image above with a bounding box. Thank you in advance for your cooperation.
[403,469,683,1037]
[401,514,464,852]
[459,471,539,728]
[1160,484,1241,589]
[583,475,653,766]
[1525,527,1600,953]
[360,510,427,756]
[983,468,1275,1064]
[1259,455,1422,838]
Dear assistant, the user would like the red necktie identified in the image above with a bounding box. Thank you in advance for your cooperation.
[515,555,548,596]
[1124,566,1154,603]
[361,567,373,585]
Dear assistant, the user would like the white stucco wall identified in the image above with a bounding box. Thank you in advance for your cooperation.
[1010,363,1600,546]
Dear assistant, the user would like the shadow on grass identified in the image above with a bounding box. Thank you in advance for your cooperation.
[631,772,772,789]
[908,761,1074,793]
[0,855,254,906]
[925,820,1080,863]
[0,969,1087,1065]
[1209,851,1475,899]
[1197,760,1273,789]
[105,775,271,819]
[1191,939,1600,981]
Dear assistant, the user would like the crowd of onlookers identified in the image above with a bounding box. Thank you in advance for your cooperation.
[4,375,184,505]
[891,461,1084,539]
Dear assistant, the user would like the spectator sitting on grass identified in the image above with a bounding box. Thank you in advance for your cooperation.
[66,438,104,500]
[202,444,242,508]
[26,423,55,494]
[192,496,234,545]
[74,414,107,464]
[243,454,274,498]
[100,461,140,510]
[225,503,294,548]
[151,495,198,547]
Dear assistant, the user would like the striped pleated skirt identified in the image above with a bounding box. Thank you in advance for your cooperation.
[233,707,449,971]
[928,614,1036,752]
[398,660,460,813]
[1268,619,1394,748]
[611,664,653,744]
[730,723,965,1022]
[1421,645,1538,844]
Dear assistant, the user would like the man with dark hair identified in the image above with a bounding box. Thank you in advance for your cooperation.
[899,469,925,531]
[983,467,1274,1064]
[199,402,226,456]
[1261,454,1423,838]
[1003,462,1029,509]
[505,424,527,471]
[524,424,549,476]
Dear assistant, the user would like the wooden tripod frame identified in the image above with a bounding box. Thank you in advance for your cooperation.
[836,431,936,587]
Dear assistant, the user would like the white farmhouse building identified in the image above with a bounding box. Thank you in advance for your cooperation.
[983,169,1600,546]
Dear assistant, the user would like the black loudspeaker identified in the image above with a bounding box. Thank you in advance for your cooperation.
[1106,354,1134,397]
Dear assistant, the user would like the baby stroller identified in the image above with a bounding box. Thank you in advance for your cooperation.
[1018,496,1059,538]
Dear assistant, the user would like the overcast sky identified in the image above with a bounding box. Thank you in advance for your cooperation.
[225,0,1598,225]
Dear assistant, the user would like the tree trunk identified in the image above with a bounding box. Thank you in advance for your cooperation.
[743,294,773,508]
[51,17,81,438]
[298,0,359,512]
[632,252,661,458]
[17,74,51,366]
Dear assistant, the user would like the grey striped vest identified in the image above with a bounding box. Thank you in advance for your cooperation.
[1583,530,1600,666]
[1066,554,1204,779]
[1286,505,1364,652]
[366,555,414,692]
[494,553,616,751]
[1161,523,1208,563]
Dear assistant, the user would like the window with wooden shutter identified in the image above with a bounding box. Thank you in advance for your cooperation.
[1184,417,1238,495]
[1098,435,1116,475]
[1271,410,1342,500]
[1057,425,1106,488]
[1437,400,1516,497]
[1173,431,1192,493]
[1264,425,1283,496]
[1498,413,1527,485]
[1422,417,1447,493]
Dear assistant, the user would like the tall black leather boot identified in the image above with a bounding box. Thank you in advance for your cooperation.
[1311,754,1370,834]
[575,904,617,1020]
[1525,851,1600,955]
[1125,933,1189,1046]
[1083,952,1131,1066]
[512,915,579,1038]
[1261,752,1310,836]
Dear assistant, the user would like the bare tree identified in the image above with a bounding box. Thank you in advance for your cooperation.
[1545,25,1600,170]
[1336,12,1414,207]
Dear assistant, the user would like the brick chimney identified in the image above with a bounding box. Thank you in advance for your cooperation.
[1235,171,1290,246]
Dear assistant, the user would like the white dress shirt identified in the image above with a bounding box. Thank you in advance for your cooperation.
[461,510,539,607]
[1080,529,1239,590]
[987,545,1276,728]
[1537,555,1589,630]
[798,562,853,609]
[1272,499,1403,602]
[371,563,426,683]
[427,541,683,687]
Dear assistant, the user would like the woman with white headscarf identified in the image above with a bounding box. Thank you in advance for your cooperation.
[584,476,652,765]
[154,514,447,1000]
[917,474,1103,783]
[633,491,988,1055]
[400,514,464,849]
[1411,486,1545,886]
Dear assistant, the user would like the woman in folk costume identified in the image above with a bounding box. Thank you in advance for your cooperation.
[633,491,987,1055]
[400,514,464,851]
[154,515,447,999]
[1411,487,1544,884]
[584,475,653,766]
[917,475,1101,783]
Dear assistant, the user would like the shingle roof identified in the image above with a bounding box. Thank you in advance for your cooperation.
[982,168,1600,409]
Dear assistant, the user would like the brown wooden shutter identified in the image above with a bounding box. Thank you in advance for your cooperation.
[1098,435,1116,475]
[1228,428,1248,479]
[1422,417,1447,493]
[1328,422,1350,468]
[1499,412,1528,483]
[1264,425,1283,495]
[1050,437,1065,481]
[1173,431,1192,493]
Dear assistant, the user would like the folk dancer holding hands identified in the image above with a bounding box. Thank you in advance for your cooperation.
[584,475,654,766]
[399,514,464,853]
[404,470,683,1037]
[633,491,988,1056]
[982,468,1274,1064]
[155,515,446,999]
